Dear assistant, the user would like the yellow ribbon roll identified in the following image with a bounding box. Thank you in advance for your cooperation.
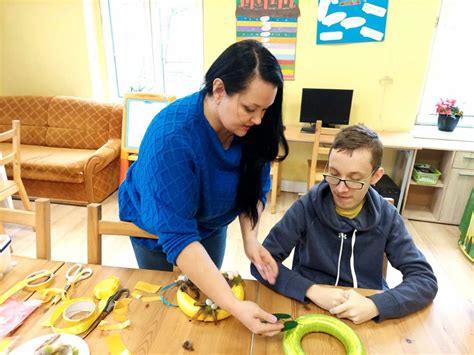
[0,270,54,305]
[43,297,107,335]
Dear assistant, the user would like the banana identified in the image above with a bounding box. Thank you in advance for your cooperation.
[283,314,365,355]
[176,277,245,322]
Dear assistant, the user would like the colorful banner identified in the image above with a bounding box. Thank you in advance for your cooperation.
[316,0,389,45]
[236,0,300,80]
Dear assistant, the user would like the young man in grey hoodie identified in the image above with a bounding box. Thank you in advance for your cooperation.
[251,124,437,324]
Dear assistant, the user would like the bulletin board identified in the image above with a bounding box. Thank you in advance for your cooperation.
[121,93,176,154]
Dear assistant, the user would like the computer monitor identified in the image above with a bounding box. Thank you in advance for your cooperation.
[299,88,353,132]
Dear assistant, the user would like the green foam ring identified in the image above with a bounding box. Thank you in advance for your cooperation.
[283,314,366,355]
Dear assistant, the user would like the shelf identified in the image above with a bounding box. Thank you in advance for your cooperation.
[403,206,437,222]
[409,178,444,188]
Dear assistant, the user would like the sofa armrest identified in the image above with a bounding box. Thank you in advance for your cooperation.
[86,138,121,173]
[84,139,121,202]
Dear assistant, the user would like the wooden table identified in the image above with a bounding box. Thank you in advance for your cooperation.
[4,258,472,354]
[254,284,472,354]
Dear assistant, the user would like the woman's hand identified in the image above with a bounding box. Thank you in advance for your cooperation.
[244,238,278,284]
[232,300,283,336]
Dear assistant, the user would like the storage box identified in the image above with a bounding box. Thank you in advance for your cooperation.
[412,163,442,185]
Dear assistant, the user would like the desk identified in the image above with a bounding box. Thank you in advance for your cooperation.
[4,258,471,354]
[284,125,419,211]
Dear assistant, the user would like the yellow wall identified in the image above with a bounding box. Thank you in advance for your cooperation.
[1,0,440,182]
[0,0,5,95]
[1,0,93,97]
[204,0,440,181]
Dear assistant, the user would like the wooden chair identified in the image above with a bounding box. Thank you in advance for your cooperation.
[269,160,282,214]
[87,203,157,265]
[307,120,341,191]
[0,120,32,211]
[0,198,51,259]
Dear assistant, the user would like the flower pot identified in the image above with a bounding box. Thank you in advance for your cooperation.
[437,114,459,132]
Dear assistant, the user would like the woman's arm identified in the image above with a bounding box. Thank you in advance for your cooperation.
[239,201,278,284]
[176,241,283,335]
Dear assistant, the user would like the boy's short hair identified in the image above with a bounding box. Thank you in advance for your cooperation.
[330,125,383,169]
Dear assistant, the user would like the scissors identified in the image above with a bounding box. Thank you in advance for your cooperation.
[51,263,93,305]
[81,288,130,338]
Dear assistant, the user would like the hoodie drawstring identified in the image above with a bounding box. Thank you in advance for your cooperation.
[335,230,358,288]
[350,229,358,288]
[334,233,346,287]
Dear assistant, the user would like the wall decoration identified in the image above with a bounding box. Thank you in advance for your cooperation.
[316,0,388,45]
[236,0,301,80]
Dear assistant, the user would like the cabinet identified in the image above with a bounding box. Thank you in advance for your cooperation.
[439,152,474,224]
[402,150,474,225]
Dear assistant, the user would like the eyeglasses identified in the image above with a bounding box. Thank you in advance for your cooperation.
[323,167,379,190]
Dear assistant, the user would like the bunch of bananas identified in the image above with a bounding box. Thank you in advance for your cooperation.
[176,272,245,322]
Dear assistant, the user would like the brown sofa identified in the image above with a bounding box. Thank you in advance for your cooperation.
[0,96,122,204]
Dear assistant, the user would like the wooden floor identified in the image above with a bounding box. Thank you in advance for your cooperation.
[7,191,473,303]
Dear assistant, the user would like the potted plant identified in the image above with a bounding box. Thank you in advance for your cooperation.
[435,98,463,132]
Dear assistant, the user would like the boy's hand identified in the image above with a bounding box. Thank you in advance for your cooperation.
[329,289,379,324]
[244,238,278,285]
[306,285,349,310]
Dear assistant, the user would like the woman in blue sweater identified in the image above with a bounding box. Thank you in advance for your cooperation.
[252,125,438,324]
[119,40,288,335]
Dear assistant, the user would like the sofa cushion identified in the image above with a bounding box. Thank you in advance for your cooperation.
[0,143,97,183]
[46,96,122,149]
[0,96,51,145]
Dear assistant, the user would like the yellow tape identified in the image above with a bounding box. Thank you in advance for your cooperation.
[131,290,142,299]
[133,281,161,293]
[94,276,119,300]
[105,333,131,355]
[43,297,107,335]
[0,338,11,352]
[62,300,96,323]
[37,288,67,304]
[98,319,131,331]
[112,298,131,322]
[24,270,55,292]
[141,296,162,302]
[0,270,55,305]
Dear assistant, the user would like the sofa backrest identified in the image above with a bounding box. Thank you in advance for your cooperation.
[46,96,122,149]
[0,96,51,145]
[0,96,122,149]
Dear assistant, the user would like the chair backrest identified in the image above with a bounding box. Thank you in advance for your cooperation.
[87,203,157,265]
[0,120,21,183]
[0,198,51,259]
[308,120,341,190]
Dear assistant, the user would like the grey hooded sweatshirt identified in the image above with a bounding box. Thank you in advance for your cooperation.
[251,182,438,321]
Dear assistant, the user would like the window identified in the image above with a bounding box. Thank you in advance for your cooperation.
[100,0,203,100]
[417,0,474,128]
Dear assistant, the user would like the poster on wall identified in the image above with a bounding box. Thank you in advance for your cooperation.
[316,0,388,45]
[236,0,300,80]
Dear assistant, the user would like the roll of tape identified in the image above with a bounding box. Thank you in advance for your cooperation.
[63,300,96,323]
[24,270,54,292]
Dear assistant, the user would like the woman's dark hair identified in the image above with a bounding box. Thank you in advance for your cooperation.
[204,40,289,227]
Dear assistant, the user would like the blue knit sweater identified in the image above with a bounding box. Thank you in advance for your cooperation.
[251,182,438,321]
[119,90,270,265]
